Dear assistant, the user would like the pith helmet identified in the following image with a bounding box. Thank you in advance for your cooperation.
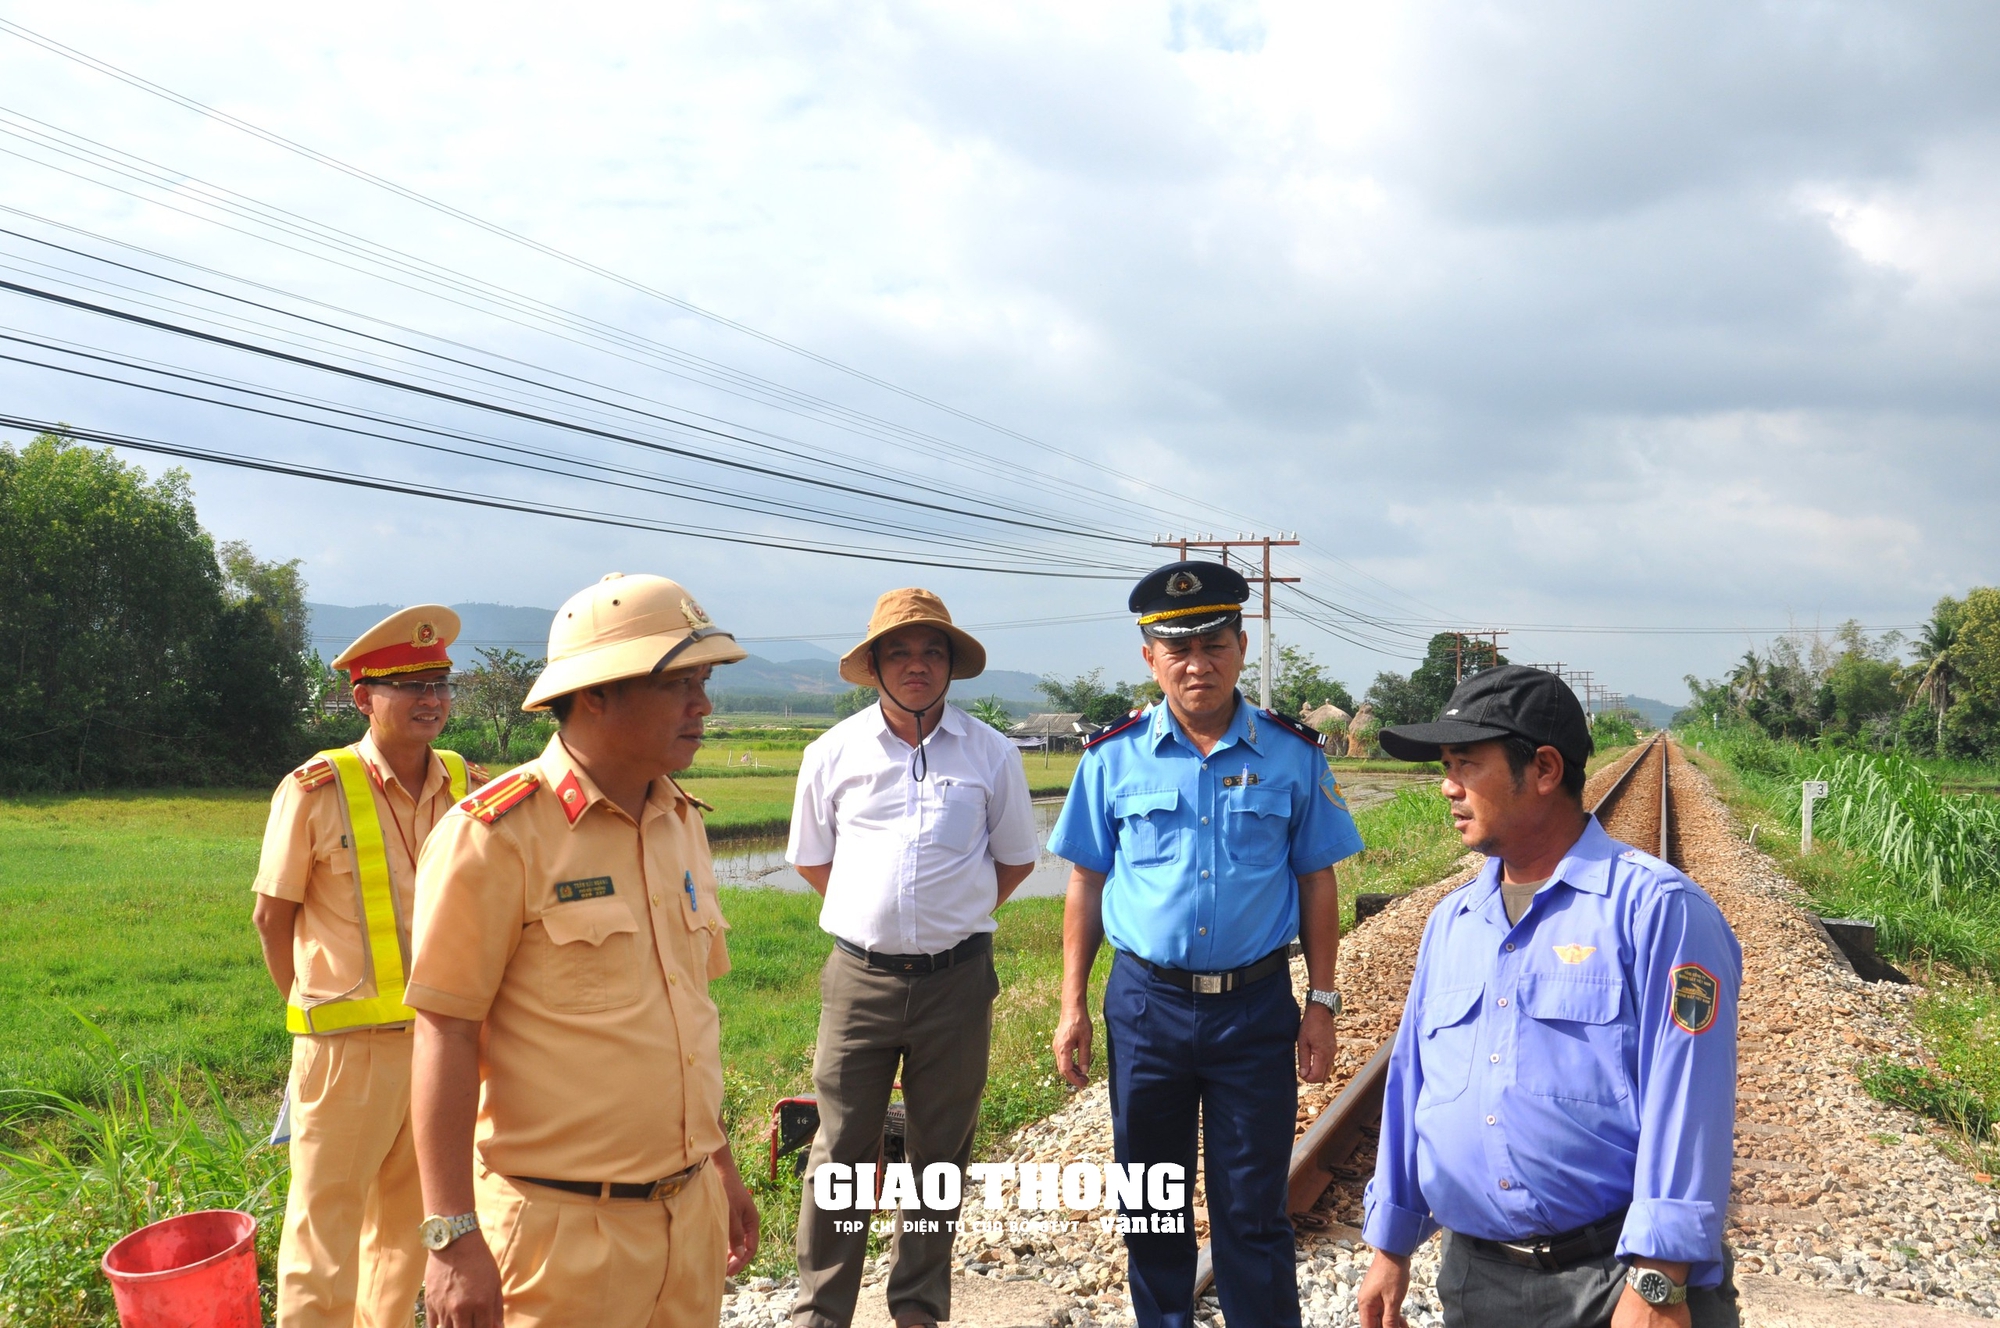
[522,573,746,711]
[331,605,459,680]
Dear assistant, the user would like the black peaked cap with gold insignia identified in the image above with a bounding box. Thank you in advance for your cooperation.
[1129,560,1250,639]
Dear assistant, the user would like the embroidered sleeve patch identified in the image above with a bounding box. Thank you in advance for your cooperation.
[553,876,615,903]
[1671,962,1719,1033]
[1319,765,1348,811]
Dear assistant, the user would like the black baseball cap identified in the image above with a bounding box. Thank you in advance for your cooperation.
[1378,665,1593,768]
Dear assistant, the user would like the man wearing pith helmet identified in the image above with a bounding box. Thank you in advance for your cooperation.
[406,573,761,1328]
[252,605,487,1328]
[1047,562,1363,1328]
[786,588,1039,1328]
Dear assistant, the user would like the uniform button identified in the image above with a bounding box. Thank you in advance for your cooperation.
[686,1052,696,1065]
[652,894,662,906]
[1201,870,1210,879]
[1497,997,1508,1008]
[1499,1179,1511,1190]
[1505,943,1515,952]
[1201,816,1209,825]
[669,973,679,985]
[1199,927,1208,935]
[1486,1115,1496,1125]
[1490,1053,1500,1063]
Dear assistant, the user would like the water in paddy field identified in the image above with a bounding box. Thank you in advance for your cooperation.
[708,772,1437,898]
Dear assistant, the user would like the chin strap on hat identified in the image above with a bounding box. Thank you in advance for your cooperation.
[870,641,953,782]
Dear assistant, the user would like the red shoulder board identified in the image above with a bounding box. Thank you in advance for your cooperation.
[292,756,335,791]
[460,769,540,825]
[466,762,492,788]
[1082,709,1146,750]
[1262,708,1327,749]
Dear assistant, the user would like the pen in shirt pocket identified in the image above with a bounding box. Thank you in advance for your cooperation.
[684,870,697,913]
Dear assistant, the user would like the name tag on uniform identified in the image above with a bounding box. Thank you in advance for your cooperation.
[553,877,615,903]
[1221,772,1260,787]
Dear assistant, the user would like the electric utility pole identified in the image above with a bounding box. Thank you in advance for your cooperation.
[1152,533,1300,710]
[1449,630,1510,683]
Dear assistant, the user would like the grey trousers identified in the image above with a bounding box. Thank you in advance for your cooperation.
[1439,1232,1740,1328]
[791,944,998,1328]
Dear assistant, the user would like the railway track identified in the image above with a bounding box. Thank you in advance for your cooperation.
[1191,734,1680,1294]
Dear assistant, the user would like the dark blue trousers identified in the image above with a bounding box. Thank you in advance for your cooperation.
[1104,951,1302,1328]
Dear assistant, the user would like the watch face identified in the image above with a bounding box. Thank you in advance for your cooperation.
[1635,1270,1672,1305]
[420,1217,450,1250]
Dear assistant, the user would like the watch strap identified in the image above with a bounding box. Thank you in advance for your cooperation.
[1308,988,1342,1015]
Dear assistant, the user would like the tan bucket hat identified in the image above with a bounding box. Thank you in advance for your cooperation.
[837,588,987,687]
[523,573,747,711]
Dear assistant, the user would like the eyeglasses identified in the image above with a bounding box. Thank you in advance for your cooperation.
[366,679,458,700]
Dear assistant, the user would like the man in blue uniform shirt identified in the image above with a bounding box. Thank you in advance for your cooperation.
[1048,561,1364,1328]
[1356,666,1741,1328]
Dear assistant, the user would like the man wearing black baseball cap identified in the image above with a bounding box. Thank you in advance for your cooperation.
[1358,667,1743,1328]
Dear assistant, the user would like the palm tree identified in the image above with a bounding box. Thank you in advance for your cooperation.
[1729,651,1767,710]
[1910,604,1963,746]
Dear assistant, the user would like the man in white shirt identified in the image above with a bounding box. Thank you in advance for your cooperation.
[787,589,1040,1328]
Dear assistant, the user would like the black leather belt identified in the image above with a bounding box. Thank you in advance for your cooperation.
[511,1158,705,1202]
[834,931,991,975]
[1123,945,1290,995]
[1459,1207,1629,1272]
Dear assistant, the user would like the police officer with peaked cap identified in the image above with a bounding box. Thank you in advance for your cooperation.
[1356,666,1742,1328]
[1047,561,1365,1328]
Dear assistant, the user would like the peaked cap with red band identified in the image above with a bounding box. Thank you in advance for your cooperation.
[331,604,461,680]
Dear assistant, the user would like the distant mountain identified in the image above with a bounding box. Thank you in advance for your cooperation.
[1624,695,1684,728]
[307,603,1046,701]
[740,639,842,664]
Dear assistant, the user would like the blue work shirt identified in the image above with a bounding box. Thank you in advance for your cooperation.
[1046,695,1364,971]
[1361,817,1742,1287]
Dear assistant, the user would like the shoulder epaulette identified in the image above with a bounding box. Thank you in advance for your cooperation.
[460,769,540,824]
[1082,709,1146,750]
[1262,708,1327,749]
[668,777,715,814]
[467,761,491,788]
[292,756,335,791]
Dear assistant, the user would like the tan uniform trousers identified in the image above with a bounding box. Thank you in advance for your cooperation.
[473,1162,728,1328]
[277,1027,424,1328]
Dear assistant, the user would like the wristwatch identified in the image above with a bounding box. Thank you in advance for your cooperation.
[1626,1266,1688,1306]
[1307,988,1343,1016]
[420,1212,480,1251]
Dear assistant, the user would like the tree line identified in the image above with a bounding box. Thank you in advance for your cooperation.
[1684,594,2000,759]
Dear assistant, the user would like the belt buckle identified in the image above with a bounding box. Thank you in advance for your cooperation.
[1193,973,1223,994]
[1498,1239,1557,1271]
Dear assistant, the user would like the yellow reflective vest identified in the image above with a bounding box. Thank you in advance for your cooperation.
[286,746,469,1034]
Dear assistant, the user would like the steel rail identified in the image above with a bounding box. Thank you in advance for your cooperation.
[1189,733,1677,1298]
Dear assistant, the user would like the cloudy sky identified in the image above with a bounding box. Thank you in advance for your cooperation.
[0,1,1994,702]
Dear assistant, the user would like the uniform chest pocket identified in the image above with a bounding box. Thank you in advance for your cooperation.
[1112,790,1181,868]
[929,782,986,854]
[1416,984,1483,1106]
[1513,973,1632,1105]
[1224,785,1291,867]
[533,900,641,1014]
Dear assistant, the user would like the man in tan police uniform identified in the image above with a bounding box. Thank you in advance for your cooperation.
[253,605,489,1328]
[407,573,762,1328]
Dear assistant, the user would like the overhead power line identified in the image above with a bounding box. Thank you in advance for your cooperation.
[0,414,1138,580]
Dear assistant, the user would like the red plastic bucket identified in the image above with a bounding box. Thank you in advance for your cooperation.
[101,1209,261,1328]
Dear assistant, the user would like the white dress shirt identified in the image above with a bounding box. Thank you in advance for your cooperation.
[787,701,1040,954]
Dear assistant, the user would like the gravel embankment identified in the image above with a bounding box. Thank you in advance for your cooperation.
[721,742,2000,1326]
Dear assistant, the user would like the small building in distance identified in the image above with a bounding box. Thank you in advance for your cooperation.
[1010,712,1087,751]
